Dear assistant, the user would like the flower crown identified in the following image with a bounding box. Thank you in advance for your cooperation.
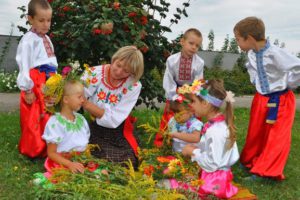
[43,62,83,113]
[177,79,235,107]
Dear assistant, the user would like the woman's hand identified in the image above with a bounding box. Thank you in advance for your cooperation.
[66,161,85,173]
[182,144,198,157]
[24,92,36,104]
[169,132,179,138]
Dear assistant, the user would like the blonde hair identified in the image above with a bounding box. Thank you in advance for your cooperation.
[234,16,265,41]
[182,28,202,39]
[63,80,84,96]
[197,79,237,150]
[111,46,144,82]
[28,0,51,17]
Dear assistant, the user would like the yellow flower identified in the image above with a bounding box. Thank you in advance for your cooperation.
[13,166,18,171]
[46,74,62,87]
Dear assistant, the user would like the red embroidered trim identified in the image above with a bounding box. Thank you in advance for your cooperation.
[101,65,127,90]
[30,29,55,58]
[179,56,192,80]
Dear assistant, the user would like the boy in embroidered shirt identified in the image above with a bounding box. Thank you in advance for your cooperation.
[234,16,300,180]
[154,28,204,147]
[16,0,58,158]
[168,99,203,153]
[42,80,90,175]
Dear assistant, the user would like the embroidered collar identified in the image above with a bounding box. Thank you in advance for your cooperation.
[30,28,46,37]
[201,114,225,135]
[101,65,127,90]
[56,113,84,132]
[254,40,270,54]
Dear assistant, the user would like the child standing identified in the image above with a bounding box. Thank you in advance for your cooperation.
[234,16,300,180]
[182,79,239,199]
[168,100,203,153]
[16,0,57,158]
[154,28,204,147]
[42,80,90,175]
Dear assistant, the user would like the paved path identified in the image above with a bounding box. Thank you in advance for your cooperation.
[1,93,300,112]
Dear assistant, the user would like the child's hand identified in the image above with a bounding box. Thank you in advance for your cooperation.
[24,92,36,104]
[182,144,197,157]
[44,96,57,107]
[67,161,85,173]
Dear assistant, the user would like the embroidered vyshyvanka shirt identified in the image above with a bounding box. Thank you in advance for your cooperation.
[163,52,204,100]
[16,31,58,91]
[81,65,142,128]
[246,41,300,95]
[191,121,239,173]
[42,113,90,153]
[168,116,203,152]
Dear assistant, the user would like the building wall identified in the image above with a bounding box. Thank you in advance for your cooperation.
[0,35,19,72]
[0,35,241,72]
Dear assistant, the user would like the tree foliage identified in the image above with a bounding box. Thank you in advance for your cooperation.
[17,0,191,109]
[207,29,214,51]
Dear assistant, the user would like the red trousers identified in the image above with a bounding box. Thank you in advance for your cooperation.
[19,69,51,158]
[240,91,295,180]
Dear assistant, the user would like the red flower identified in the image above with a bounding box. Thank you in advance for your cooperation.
[122,88,127,94]
[140,16,148,25]
[97,91,106,100]
[91,77,98,84]
[93,28,102,35]
[140,45,149,53]
[144,165,155,177]
[49,32,55,38]
[48,0,53,3]
[113,2,120,10]
[109,94,119,104]
[123,24,130,32]
[86,161,99,172]
[63,6,71,12]
[62,66,72,76]
[128,12,137,17]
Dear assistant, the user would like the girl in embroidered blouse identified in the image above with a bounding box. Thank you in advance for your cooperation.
[42,80,90,175]
[154,28,204,147]
[182,79,239,199]
[16,0,58,158]
[167,100,203,153]
[81,46,144,169]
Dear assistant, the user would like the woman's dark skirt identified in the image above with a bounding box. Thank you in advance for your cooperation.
[89,121,139,169]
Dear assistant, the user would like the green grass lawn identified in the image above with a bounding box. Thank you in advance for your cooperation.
[0,108,300,199]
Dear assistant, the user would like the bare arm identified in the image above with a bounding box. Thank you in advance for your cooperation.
[170,130,201,143]
[47,143,85,173]
[82,99,105,119]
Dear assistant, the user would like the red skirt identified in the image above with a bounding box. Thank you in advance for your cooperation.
[19,69,51,158]
[153,100,174,147]
[240,91,296,180]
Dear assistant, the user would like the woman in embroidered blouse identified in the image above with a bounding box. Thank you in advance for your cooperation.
[81,46,144,168]
[16,0,58,158]
[182,79,239,199]
[42,80,90,175]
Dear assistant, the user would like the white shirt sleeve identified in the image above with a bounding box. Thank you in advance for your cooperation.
[42,116,64,144]
[96,82,142,128]
[190,123,239,172]
[163,58,178,101]
[16,39,34,91]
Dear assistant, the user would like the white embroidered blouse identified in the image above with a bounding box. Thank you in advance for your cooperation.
[246,41,300,94]
[42,113,90,153]
[16,31,58,91]
[163,52,204,100]
[191,121,239,173]
[81,65,142,128]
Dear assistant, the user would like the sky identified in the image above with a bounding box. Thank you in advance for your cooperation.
[1,0,300,54]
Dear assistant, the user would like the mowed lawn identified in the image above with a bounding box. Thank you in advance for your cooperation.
[0,108,300,199]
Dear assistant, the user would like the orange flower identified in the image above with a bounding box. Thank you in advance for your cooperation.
[91,77,98,84]
[109,94,118,103]
[97,91,106,101]
[157,156,176,163]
